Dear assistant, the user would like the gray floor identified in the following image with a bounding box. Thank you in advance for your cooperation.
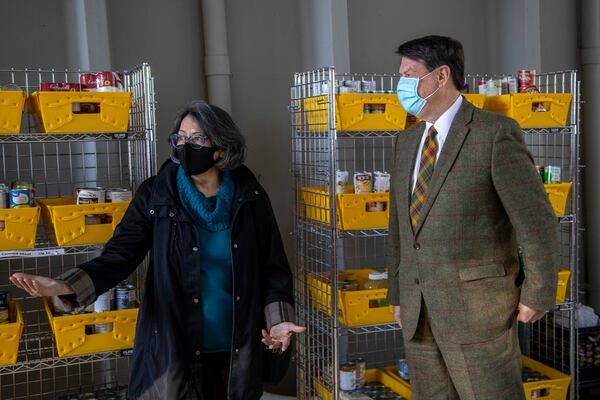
[261,394,295,399]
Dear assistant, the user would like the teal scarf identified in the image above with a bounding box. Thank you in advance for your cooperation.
[176,166,234,232]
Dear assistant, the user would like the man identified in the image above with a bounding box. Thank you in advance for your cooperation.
[386,35,560,400]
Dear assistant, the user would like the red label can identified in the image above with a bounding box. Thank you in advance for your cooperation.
[79,73,98,90]
[40,82,82,91]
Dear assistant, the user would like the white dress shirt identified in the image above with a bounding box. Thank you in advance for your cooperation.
[411,95,463,192]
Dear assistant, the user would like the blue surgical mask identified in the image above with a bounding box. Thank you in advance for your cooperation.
[396,70,440,116]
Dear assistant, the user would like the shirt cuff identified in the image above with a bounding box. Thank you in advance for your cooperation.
[264,301,295,331]
[55,268,96,307]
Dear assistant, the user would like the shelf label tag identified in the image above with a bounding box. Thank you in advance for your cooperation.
[0,248,66,258]
[112,132,129,140]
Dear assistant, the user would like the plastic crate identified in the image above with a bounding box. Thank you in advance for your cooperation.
[544,183,572,217]
[307,269,395,327]
[522,356,571,400]
[304,94,408,132]
[463,93,487,109]
[0,206,41,250]
[484,93,572,128]
[315,368,412,399]
[44,298,138,357]
[300,186,390,230]
[0,90,26,134]
[384,357,569,400]
[555,269,571,304]
[37,197,129,246]
[0,301,24,366]
[29,91,132,133]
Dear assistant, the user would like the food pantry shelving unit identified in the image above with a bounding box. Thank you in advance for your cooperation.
[0,64,156,399]
[290,68,581,399]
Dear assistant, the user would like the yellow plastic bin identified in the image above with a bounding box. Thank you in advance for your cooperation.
[0,90,26,134]
[304,94,408,132]
[315,368,412,400]
[0,206,41,250]
[307,269,395,327]
[522,356,571,400]
[300,186,390,231]
[385,357,570,400]
[37,197,129,246]
[44,298,138,357]
[29,91,132,133]
[0,300,24,366]
[484,93,572,128]
[555,269,572,304]
[544,183,572,217]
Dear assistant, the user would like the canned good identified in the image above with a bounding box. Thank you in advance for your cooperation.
[360,80,376,92]
[51,295,75,316]
[366,201,385,212]
[0,184,8,209]
[354,172,373,194]
[363,104,372,114]
[370,104,385,114]
[0,308,8,324]
[94,289,114,333]
[336,171,350,194]
[115,284,136,310]
[398,359,410,380]
[105,188,132,203]
[9,189,32,208]
[518,70,535,93]
[76,187,105,204]
[340,362,356,391]
[541,166,561,184]
[355,357,366,387]
[0,291,9,309]
[40,82,82,92]
[374,171,391,193]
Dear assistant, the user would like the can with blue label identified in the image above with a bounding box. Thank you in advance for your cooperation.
[9,189,32,208]
[398,359,410,381]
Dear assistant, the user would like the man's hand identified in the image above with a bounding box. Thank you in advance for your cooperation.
[393,305,402,328]
[10,273,74,297]
[261,322,306,352]
[517,303,546,323]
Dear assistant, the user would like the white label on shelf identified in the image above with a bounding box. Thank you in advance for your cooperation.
[0,248,66,258]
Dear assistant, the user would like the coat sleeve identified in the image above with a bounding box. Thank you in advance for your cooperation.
[256,187,295,330]
[386,135,401,306]
[56,177,155,307]
[491,118,560,311]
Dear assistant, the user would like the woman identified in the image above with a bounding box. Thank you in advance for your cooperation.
[11,100,304,400]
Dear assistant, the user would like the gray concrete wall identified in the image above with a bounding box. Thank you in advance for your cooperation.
[105,0,206,163]
[0,1,68,69]
[347,0,489,75]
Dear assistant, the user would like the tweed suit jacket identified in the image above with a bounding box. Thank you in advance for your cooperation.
[386,99,560,345]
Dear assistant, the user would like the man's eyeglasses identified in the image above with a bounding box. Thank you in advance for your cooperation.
[169,133,212,149]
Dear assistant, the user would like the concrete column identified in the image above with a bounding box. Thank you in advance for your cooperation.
[298,0,350,72]
[201,0,232,113]
[581,0,600,311]
[62,0,111,71]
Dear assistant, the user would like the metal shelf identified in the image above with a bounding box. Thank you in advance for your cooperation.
[0,229,102,260]
[0,332,126,375]
[0,130,148,143]
[341,323,402,336]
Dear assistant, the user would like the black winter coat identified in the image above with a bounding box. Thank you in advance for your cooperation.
[60,162,294,399]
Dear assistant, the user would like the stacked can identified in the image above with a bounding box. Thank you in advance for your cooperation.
[8,181,35,208]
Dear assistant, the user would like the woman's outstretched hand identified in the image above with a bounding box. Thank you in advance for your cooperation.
[261,322,306,352]
[10,273,74,297]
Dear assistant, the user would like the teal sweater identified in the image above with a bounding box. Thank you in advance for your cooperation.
[177,167,234,352]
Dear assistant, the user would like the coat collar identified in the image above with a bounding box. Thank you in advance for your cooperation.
[405,99,475,236]
[149,160,262,220]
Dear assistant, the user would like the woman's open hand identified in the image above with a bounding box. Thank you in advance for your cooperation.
[261,322,306,352]
[10,273,74,297]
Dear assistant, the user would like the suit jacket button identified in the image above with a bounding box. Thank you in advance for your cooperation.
[413,243,421,250]
[414,278,420,285]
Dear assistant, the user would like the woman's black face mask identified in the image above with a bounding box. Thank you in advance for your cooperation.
[176,144,219,176]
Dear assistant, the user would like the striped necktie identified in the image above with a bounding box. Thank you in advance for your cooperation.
[410,125,438,228]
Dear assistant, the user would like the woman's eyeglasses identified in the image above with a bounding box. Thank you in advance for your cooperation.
[169,133,212,149]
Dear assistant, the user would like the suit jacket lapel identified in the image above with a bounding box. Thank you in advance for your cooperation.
[413,101,475,237]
